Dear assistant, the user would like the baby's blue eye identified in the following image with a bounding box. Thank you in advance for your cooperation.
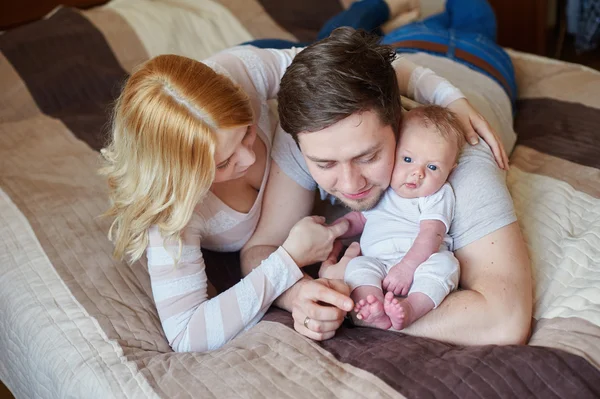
[403,157,412,163]
[427,165,438,171]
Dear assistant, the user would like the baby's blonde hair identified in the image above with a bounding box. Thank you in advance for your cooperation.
[403,105,466,160]
[100,54,253,262]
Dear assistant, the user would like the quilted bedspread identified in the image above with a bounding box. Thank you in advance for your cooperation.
[1,0,599,398]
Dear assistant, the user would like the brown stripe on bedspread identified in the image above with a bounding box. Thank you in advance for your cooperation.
[510,145,600,198]
[257,0,343,42]
[264,308,600,399]
[0,7,126,151]
[515,98,600,170]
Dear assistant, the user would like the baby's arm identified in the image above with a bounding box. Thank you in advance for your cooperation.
[383,220,446,296]
[384,184,454,296]
[401,220,446,270]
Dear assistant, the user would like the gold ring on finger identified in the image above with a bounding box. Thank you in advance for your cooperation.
[303,316,311,330]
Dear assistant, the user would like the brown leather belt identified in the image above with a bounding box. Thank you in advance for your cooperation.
[389,40,513,98]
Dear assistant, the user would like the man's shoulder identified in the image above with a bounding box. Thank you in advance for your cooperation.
[271,124,317,191]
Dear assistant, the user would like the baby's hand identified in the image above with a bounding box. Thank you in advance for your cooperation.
[383,262,415,296]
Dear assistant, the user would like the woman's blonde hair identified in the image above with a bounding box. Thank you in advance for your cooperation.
[100,54,254,263]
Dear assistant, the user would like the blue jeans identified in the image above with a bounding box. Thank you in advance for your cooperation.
[246,0,389,49]
[247,0,516,106]
[382,0,517,107]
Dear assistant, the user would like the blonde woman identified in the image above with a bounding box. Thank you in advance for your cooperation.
[102,8,504,353]
[101,53,354,353]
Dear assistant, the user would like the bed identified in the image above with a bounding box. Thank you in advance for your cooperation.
[1,0,599,397]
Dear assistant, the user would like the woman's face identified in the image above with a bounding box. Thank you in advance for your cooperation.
[213,124,257,183]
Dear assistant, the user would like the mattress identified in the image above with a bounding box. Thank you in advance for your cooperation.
[1,0,599,398]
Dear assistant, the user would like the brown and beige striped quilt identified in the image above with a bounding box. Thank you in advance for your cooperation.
[1,1,599,398]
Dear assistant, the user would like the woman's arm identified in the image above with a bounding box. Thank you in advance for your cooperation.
[205,46,303,101]
[393,56,465,107]
[147,224,303,353]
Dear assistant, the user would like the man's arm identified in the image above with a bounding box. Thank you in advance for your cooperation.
[399,222,532,345]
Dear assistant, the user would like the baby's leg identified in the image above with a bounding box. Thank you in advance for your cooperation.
[385,251,460,330]
[345,256,391,330]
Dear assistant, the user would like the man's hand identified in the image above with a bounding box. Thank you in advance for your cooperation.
[291,278,354,341]
[319,241,361,280]
[446,98,509,170]
[383,262,416,296]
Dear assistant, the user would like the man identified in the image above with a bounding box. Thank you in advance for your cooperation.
[241,27,531,346]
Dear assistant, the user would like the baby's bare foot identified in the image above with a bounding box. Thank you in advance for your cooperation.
[384,292,414,330]
[354,294,392,329]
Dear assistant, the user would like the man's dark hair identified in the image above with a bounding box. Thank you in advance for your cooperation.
[278,27,402,142]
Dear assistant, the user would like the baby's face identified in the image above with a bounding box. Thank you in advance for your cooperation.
[391,121,458,199]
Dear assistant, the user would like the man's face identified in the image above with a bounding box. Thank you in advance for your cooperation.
[298,110,396,211]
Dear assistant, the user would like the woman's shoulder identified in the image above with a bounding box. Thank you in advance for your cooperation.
[202,46,278,100]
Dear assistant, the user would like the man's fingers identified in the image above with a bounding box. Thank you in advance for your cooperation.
[305,300,346,321]
[310,282,353,312]
[325,278,352,298]
[296,298,345,321]
[294,321,336,341]
[323,242,360,275]
[302,317,342,334]
[309,215,326,224]
[322,240,343,268]
[341,241,361,259]
[328,218,349,238]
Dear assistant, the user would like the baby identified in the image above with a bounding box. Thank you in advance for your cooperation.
[337,105,465,330]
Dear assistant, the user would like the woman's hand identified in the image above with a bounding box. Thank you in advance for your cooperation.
[446,98,509,170]
[282,216,349,267]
